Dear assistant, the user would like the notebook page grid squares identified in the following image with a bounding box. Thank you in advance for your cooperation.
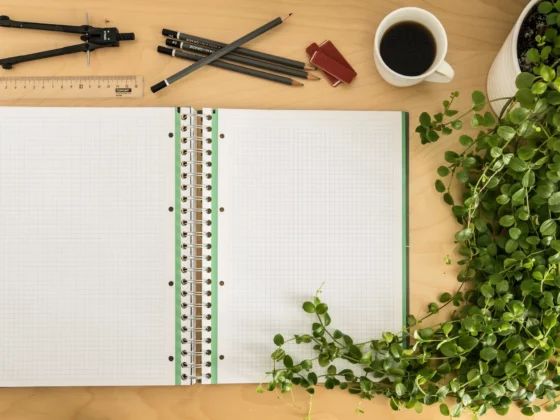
[216,110,404,383]
[0,109,175,386]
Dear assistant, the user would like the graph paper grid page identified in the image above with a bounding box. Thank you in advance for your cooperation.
[0,107,176,386]
[215,109,407,383]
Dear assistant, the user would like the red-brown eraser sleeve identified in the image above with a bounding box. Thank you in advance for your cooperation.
[306,42,341,87]
[310,51,357,84]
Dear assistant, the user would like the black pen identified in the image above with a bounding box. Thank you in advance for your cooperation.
[165,39,319,80]
[152,14,292,93]
[158,46,303,87]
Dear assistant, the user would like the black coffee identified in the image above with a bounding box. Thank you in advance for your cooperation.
[379,21,436,76]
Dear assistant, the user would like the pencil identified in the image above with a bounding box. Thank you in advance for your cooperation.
[152,14,292,93]
[158,46,303,87]
[162,29,315,71]
[165,39,319,80]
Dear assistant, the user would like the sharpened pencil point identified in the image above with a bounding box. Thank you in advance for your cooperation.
[282,13,293,21]
[307,74,320,81]
[292,81,304,87]
[303,65,315,71]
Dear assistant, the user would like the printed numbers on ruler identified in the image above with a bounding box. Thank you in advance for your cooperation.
[0,76,143,99]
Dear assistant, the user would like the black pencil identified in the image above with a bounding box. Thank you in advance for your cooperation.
[165,39,319,81]
[158,46,303,87]
[162,28,315,71]
[152,14,292,93]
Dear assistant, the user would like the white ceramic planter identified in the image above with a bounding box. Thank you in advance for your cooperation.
[487,0,540,115]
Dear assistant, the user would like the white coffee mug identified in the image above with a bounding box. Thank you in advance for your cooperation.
[374,7,454,87]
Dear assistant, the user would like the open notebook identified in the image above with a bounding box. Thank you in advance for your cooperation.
[0,107,408,386]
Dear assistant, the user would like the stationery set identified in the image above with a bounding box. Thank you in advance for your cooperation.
[0,7,455,387]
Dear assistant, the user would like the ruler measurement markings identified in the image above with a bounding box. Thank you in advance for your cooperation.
[0,76,143,99]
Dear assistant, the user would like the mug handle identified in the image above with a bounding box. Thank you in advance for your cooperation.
[425,60,454,83]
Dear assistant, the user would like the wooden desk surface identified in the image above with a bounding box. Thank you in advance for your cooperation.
[0,0,550,419]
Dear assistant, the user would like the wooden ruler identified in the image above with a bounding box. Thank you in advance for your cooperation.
[0,75,143,99]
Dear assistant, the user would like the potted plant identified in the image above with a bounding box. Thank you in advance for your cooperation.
[262,3,560,418]
[488,0,550,114]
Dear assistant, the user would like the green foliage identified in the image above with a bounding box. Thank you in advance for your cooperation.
[261,7,560,417]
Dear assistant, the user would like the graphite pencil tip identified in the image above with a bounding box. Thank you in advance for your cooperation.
[282,13,293,21]
[292,80,304,87]
[307,74,320,81]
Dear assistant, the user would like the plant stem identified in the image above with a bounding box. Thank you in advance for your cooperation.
[497,97,515,121]
[440,97,514,127]
[316,314,343,347]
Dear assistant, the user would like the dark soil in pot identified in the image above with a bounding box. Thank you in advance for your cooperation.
[518,1,555,72]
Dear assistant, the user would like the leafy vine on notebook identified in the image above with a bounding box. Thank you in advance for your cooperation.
[261,3,560,418]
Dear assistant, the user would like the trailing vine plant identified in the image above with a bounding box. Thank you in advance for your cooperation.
[260,2,560,418]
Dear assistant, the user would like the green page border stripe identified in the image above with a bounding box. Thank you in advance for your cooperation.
[174,108,182,385]
[210,109,219,383]
[402,112,410,344]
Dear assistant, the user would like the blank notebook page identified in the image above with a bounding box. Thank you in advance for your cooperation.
[216,109,408,383]
[0,108,176,386]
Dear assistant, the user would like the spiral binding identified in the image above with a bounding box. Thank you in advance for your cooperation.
[179,107,213,385]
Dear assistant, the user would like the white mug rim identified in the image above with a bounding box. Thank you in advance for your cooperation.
[374,7,448,80]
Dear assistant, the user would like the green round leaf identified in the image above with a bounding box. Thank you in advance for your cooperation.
[315,303,328,315]
[541,65,556,83]
[509,227,521,240]
[539,1,554,13]
[518,146,536,161]
[516,88,536,106]
[480,283,494,298]
[308,372,318,385]
[273,334,284,346]
[426,129,440,142]
[435,179,446,193]
[509,107,530,123]
[515,72,536,89]
[472,90,486,107]
[406,315,416,326]
[459,135,474,146]
[302,302,315,313]
[451,120,463,130]
[419,112,431,128]
[444,151,460,163]
[549,192,560,206]
[526,48,541,63]
[540,219,557,236]
[458,335,479,350]
[456,170,469,183]
[439,292,452,303]
[480,347,497,361]
[283,355,293,368]
[499,215,515,227]
[439,342,457,357]
[497,126,516,140]
[531,81,548,95]
[437,166,450,177]
[318,353,330,367]
[510,157,527,172]
[455,228,473,242]
[522,170,535,188]
[395,383,406,397]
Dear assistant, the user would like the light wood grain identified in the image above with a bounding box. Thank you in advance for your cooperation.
[0,0,551,419]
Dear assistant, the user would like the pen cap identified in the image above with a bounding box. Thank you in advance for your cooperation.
[151,80,168,93]
[162,29,178,37]
[158,46,173,56]
[166,39,181,48]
